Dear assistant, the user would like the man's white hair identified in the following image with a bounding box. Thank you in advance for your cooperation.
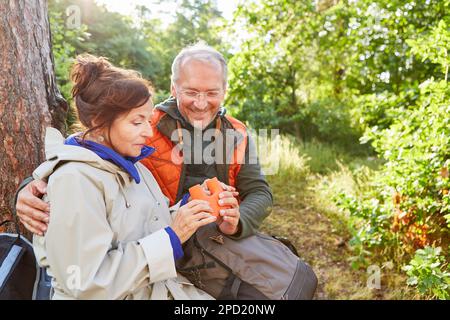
[171,41,228,88]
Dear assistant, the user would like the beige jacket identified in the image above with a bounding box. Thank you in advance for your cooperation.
[32,128,213,300]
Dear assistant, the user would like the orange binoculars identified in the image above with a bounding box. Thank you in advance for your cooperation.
[188,177,231,218]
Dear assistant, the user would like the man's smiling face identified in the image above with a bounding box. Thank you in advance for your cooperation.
[171,58,226,129]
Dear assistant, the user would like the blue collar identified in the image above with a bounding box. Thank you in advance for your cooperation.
[64,134,155,184]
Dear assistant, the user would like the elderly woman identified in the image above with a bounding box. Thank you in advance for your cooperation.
[32,54,218,299]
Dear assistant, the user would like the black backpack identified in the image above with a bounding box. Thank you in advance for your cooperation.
[0,219,53,300]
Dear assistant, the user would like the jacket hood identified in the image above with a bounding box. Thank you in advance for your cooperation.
[33,127,131,185]
[155,97,184,123]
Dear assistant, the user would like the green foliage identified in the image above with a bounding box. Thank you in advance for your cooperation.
[226,0,450,147]
[335,190,394,270]
[338,0,447,94]
[50,0,165,85]
[226,1,375,150]
[49,0,227,91]
[49,0,90,129]
[141,0,229,91]
[407,20,450,81]
[403,246,450,299]
[337,19,450,298]
[363,22,450,238]
[343,0,449,136]
[48,0,227,127]
[226,1,325,136]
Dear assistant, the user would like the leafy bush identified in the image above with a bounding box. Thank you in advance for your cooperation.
[403,246,450,299]
[335,21,450,298]
[49,1,90,131]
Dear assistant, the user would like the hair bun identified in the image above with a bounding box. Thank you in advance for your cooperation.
[70,54,112,99]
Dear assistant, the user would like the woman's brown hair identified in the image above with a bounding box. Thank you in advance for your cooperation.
[70,54,153,139]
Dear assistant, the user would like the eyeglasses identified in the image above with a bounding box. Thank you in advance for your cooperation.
[177,88,223,100]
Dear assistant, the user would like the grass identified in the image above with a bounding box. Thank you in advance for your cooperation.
[260,135,415,299]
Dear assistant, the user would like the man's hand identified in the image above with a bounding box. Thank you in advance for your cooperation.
[217,188,241,236]
[171,200,217,244]
[198,180,240,235]
[16,180,50,236]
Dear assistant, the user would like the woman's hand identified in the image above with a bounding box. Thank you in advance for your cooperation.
[170,200,217,244]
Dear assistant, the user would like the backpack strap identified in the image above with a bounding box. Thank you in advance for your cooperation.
[217,274,242,300]
[230,276,242,299]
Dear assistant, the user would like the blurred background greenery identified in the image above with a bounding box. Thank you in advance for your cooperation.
[49,0,449,299]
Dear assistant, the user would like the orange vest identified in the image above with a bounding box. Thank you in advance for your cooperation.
[140,109,248,206]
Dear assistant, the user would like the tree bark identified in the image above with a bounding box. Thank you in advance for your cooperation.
[0,0,68,226]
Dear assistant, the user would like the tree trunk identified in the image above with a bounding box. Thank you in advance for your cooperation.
[0,0,68,227]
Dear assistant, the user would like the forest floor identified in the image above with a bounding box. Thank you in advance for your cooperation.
[261,140,417,300]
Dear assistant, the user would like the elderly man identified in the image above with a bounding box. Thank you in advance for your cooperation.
[16,42,273,240]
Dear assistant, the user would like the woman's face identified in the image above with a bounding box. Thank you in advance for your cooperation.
[107,100,153,157]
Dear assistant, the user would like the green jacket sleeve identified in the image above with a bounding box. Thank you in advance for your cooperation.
[228,133,273,239]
